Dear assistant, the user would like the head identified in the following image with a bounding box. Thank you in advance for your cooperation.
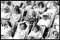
[52,31,59,39]
[20,23,27,30]
[34,25,40,32]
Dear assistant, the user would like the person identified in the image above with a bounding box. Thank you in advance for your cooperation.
[28,24,42,39]
[13,21,30,39]
[45,28,59,39]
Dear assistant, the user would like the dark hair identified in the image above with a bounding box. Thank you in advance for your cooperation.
[6,1,12,6]
[30,36,35,39]
[15,6,21,14]
[38,2,44,8]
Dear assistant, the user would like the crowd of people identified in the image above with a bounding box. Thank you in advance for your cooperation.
[1,1,59,39]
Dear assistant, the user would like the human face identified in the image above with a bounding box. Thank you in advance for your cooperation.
[20,24,25,30]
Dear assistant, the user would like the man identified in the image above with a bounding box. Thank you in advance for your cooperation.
[13,21,30,39]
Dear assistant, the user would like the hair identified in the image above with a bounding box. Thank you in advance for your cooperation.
[4,6,10,13]
[38,2,44,8]
[14,5,21,14]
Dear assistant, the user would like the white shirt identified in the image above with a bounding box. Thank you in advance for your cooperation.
[37,19,50,27]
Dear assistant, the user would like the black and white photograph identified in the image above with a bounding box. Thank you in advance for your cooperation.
[1,1,59,39]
